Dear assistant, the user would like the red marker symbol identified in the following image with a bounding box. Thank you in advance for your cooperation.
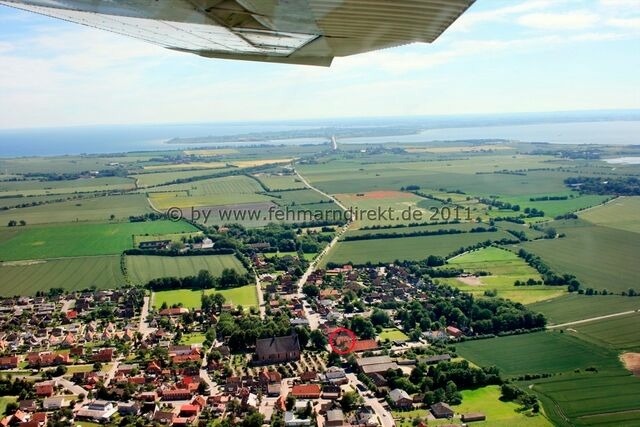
[328,327,357,355]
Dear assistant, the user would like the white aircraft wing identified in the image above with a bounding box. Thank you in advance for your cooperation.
[0,0,475,66]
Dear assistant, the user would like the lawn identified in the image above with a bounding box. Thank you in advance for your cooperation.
[378,328,409,342]
[0,255,125,296]
[0,396,17,416]
[520,219,640,293]
[181,333,207,345]
[0,194,153,226]
[456,331,622,377]
[443,247,563,305]
[528,294,640,325]
[126,254,247,284]
[323,230,513,266]
[0,220,197,261]
[153,285,258,310]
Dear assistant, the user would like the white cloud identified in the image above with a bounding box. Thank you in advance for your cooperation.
[517,11,599,30]
[607,17,640,30]
[450,0,558,32]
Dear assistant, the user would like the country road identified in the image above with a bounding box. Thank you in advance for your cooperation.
[547,309,639,329]
[293,167,352,331]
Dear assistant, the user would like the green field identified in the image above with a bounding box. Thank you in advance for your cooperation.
[153,285,258,310]
[487,194,610,221]
[0,255,125,296]
[444,247,563,304]
[0,396,17,416]
[0,176,136,197]
[456,331,622,377]
[132,168,232,187]
[520,219,640,293]
[0,194,153,226]
[324,230,512,265]
[0,220,197,261]
[132,231,203,246]
[255,174,306,191]
[148,175,272,209]
[270,189,331,206]
[529,294,640,325]
[580,196,640,233]
[378,328,409,342]
[126,254,247,284]
[566,313,640,352]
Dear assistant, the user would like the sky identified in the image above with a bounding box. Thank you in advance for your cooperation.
[0,0,639,129]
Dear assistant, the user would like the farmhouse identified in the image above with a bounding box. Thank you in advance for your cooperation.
[461,412,486,422]
[389,388,413,409]
[255,335,300,363]
[431,402,455,419]
[290,384,321,399]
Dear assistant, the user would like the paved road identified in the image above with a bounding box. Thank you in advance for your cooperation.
[57,377,89,397]
[103,361,120,387]
[346,373,394,427]
[254,271,266,320]
[548,309,639,329]
[138,295,154,339]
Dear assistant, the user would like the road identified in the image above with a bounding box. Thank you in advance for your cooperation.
[548,309,639,329]
[293,167,353,331]
[346,373,394,427]
[57,377,89,397]
[138,295,155,339]
[103,361,120,387]
[254,271,266,319]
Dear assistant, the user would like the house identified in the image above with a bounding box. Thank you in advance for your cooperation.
[461,412,486,422]
[431,402,455,419]
[161,389,192,401]
[284,411,311,427]
[321,385,341,400]
[356,356,398,375]
[389,389,413,409]
[76,400,117,423]
[42,396,69,410]
[159,307,189,316]
[34,383,54,398]
[153,410,177,425]
[445,326,463,338]
[325,409,346,427]
[17,400,37,413]
[290,384,321,399]
[424,354,451,364]
[320,366,347,385]
[255,335,300,364]
[117,402,141,416]
[92,348,114,363]
[352,339,379,352]
[355,407,378,427]
[0,356,18,369]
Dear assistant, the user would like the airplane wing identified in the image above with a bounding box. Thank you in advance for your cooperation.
[0,0,475,66]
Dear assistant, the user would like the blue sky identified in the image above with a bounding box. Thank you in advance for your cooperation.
[0,0,639,129]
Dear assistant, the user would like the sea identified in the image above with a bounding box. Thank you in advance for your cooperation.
[0,117,638,157]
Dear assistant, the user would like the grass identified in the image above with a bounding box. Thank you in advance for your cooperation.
[323,230,512,266]
[181,333,207,345]
[378,328,409,342]
[456,331,622,377]
[520,219,640,293]
[580,196,640,233]
[443,247,563,305]
[0,220,197,261]
[0,194,152,226]
[528,294,640,325]
[0,396,17,416]
[126,254,247,284]
[0,255,125,296]
[153,285,258,310]
[255,174,306,191]
[0,176,135,197]
[132,169,233,187]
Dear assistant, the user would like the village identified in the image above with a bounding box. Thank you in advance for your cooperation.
[0,247,546,427]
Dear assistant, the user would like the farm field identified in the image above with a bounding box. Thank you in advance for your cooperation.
[323,230,513,266]
[229,158,293,167]
[0,255,125,296]
[126,254,247,284]
[486,194,610,221]
[0,220,197,260]
[132,169,233,187]
[566,312,640,351]
[0,194,73,209]
[254,174,306,191]
[0,194,152,226]
[148,175,273,209]
[142,161,227,171]
[456,331,622,377]
[152,285,257,310]
[529,370,640,427]
[270,189,332,205]
[345,221,481,238]
[579,196,640,233]
[520,219,640,293]
[0,176,135,197]
[443,247,563,304]
[132,231,203,246]
[529,294,640,325]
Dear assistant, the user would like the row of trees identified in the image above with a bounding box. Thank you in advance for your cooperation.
[146,269,250,291]
[517,248,582,291]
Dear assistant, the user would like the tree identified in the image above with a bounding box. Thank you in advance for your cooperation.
[340,391,362,412]
[349,316,376,339]
[302,284,320,298]
[19,220,26,226]
[196,269,215,289]
[295,327,310,348]
[7,220,17,227]
[109,214,115,220]
[286,395,296,411]
[212,293,226,311]
[310,330,328,350]
[241,412,264,427]
[370,309,390,327]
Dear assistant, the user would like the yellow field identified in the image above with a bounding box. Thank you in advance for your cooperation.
[230,158,293,167]
[143,162,227,170]
[183,148,238,156]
